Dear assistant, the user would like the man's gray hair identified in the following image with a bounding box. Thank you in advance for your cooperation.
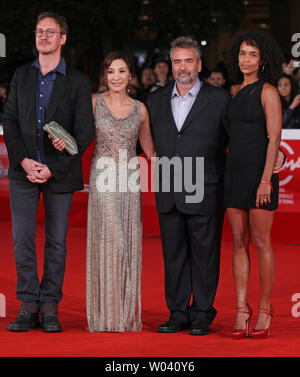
[170,36,202,60]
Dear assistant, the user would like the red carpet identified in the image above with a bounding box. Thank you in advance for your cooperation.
[0,221,300,357]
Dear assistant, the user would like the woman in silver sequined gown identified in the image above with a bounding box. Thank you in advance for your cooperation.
[86,52,155,332]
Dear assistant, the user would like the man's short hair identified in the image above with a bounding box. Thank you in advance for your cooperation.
[170,36,202,60]
[210,69,225,76]
[36,12,68,35]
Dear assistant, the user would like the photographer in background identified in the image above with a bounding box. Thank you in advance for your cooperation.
[151,56,170,92]
[277,73,300,129]
[282,59,300,84]
[207,69,226,88]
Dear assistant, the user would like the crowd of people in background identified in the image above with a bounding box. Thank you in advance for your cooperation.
[1,49,300,129]
[118,52,300,130]
[277,60,300,129]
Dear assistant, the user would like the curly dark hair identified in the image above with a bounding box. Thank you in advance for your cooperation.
[225,30,284,86]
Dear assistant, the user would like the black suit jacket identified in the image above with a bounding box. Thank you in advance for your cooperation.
[3,62,94,193]
[148,81,230,215]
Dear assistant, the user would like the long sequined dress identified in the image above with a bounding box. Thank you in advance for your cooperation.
[87,93,142,332]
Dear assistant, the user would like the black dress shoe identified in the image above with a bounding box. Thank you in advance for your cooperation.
[190,321,210,335]
[41,312,62,333]
[157,318,190,333]
[7,310,40,332]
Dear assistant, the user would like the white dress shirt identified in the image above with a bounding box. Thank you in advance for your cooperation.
[171,78,202,132]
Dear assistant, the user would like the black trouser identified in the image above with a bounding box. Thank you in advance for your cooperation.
[9,179,73,312]
[158,206,225,325]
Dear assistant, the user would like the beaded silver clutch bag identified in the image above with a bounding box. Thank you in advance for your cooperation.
[43,121,78,156]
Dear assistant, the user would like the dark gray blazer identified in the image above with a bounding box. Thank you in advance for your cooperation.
[3,62,94,193]
[148,81,230,215]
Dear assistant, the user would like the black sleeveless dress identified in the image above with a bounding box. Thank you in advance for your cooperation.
[224,79,279,210]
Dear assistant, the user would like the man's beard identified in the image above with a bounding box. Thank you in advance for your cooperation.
[175,71,196,84]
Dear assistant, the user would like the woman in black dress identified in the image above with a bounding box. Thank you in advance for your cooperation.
[225,31,283,339]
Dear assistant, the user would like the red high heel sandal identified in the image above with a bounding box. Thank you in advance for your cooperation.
[232,304,253,340]
[250,306,274,339]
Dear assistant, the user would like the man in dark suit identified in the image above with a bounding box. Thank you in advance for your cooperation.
[148,36,230,335]
[3,12,94,332]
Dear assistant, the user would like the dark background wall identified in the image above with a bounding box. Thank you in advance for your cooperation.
[0,0,298,89]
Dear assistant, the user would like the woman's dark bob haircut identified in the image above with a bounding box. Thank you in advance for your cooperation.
[225,30,284,86]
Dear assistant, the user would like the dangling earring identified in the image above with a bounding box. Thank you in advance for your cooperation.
[127,76,132,94]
